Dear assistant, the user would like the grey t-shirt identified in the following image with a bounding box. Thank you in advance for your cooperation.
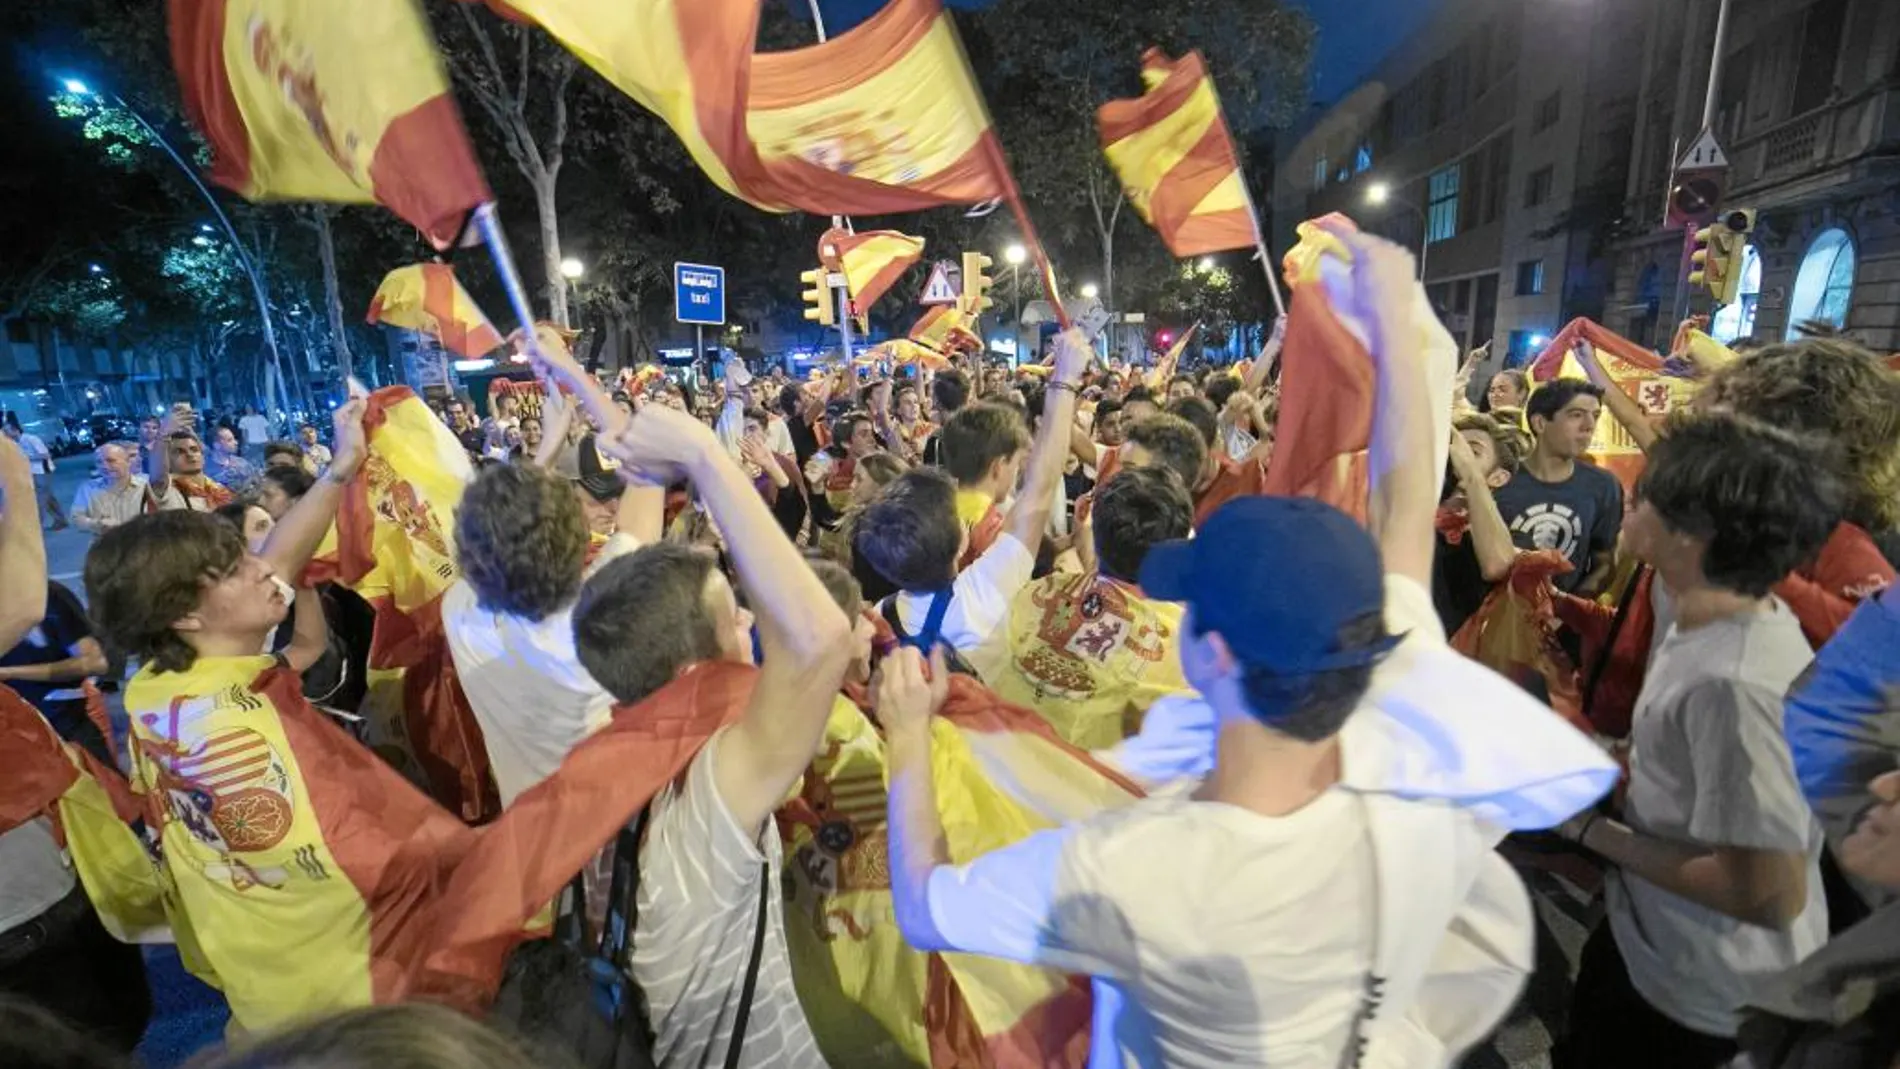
[1607,599,1829,1038]
[0,819,76,933]
[1492,461,1622,592]
[629,729,827,1068]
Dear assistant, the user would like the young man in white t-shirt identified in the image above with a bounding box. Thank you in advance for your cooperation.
[570,404,853,1068]
[442,463,659,805]
[881,231,1585,1067]
[1555,413,1841,1068]
[852,329,1090,683]
[4,423,67,530]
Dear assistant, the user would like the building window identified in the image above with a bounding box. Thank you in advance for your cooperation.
[1524,166,1554,207]
[1354,142,1373,174]
[1313,156,1329,192]
[1533,91,1561,132]
[1784,227,1856,339]
[1426,166,1460,244]
[1710,244,1762,344]
[1515,259,1545,296]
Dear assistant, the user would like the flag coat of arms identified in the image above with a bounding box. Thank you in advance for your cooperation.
[169,0,490,247]
[1098,50,1254,258]
[485,0,1015,215]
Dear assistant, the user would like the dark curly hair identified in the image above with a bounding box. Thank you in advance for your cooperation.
[1094,467,1193,585]
[1638,412,1845,597]
[85,510,246,674]
[1697,337,1900,531]
[1124,414,1207,490]
[453,463,589,621]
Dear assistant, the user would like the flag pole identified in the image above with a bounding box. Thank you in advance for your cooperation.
[473,202,621,433]
[1206,74,1287,320]
[805,0,858,365]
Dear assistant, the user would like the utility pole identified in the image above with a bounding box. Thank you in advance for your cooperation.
[1672,0,1735,330]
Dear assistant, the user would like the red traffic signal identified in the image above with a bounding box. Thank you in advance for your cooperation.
[1157,330,1174,346]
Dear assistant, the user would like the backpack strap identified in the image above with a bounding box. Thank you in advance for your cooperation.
[723,862,771,1069]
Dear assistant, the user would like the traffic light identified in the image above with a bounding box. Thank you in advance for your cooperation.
[960,251,995,314]
[800,267,835,327]
[1687,224,1729,302]
[1713,208,1755,306]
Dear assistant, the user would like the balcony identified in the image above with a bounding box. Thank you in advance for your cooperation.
[1728,83,1900,200]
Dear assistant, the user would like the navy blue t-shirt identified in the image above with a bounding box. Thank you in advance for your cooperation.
[1491,461,1623,592]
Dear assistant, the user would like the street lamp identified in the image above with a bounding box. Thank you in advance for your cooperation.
[1196,256,1217,273]
[1079,283,1099,300]
[1003,244,1027,267]
[1002,244,1027,363]
[1363,180,1429,280]
[560,257,585,280]
[57,75,296,408]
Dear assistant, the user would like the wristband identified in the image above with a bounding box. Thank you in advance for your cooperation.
[1047,380,1080,396]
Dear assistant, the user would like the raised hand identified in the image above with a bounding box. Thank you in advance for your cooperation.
[599,402,721,487]
[329,397,369,479]
[873,645,950,736]
[1050,327,1091,384]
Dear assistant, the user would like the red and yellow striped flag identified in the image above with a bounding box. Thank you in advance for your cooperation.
[1526,318,1707,494]
[822,227,926,317]
[366,264,506,359]
[485,0,1014,215]
[168,0,490,247]
[1097,50,1254,258]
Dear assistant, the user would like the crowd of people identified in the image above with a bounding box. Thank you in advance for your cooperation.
[2,227,1898,1069]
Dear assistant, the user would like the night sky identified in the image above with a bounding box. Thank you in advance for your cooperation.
[795,0,1440,105]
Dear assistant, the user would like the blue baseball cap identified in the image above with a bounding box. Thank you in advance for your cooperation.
[1140,496,1399,676]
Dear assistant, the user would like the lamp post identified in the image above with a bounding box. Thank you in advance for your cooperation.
[1004,243,1026,362]
[60,78,289,415]
[1365,181,1430,281]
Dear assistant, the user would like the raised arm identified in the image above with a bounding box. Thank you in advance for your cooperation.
[1241,314,1288,394]
[260,398,366,582]
[600,405,853,833]
[1355,232,1442,588]
[1575,340,1658,454]
[1003,328,1089,553]
[0,436,48,650]
[1447,431,1520,583]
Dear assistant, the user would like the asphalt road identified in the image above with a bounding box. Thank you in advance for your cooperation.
[36,461,128,593]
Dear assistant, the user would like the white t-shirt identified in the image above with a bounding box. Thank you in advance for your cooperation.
[239,413,270,445]
[921,576,1414,1068]
[631,729,827,1068]
[16,433,52,474]
[442,534,636,805]
[897,532,1036,683]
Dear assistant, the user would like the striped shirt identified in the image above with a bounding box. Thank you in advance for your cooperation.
[630,729,826,1069]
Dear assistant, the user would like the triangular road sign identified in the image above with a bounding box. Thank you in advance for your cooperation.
[1677,128,1729,171]
[919,260,962,305]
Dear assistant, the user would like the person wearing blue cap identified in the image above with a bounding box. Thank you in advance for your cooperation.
[878,229,1614,1068]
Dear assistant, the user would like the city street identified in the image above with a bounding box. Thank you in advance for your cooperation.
[39,461,103,590]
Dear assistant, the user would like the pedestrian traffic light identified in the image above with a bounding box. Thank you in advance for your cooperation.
[800,267,835,327]
[960,251,995,314]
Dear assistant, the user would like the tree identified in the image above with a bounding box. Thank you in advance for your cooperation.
[438,1,579,327]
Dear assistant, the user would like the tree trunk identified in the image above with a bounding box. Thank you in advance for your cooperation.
[313,207,354,380]
[536,180,569,328]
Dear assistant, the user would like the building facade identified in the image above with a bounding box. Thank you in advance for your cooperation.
[1275,0,1899,365]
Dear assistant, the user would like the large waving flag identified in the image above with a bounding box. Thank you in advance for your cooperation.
[1098,50,1254,258]
[366,264,506,359]
[168,0,490,248]
[485,0,1015,215]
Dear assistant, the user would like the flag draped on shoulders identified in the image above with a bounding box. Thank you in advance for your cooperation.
[167,0,490,247]
[1097,49,1254,257]
[483,0,1014,215]
[367,264,506,359]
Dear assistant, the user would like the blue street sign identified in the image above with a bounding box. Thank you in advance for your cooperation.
[673,262,726,326]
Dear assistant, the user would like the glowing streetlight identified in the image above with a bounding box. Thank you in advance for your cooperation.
[62,79,90,95]
[1366,181,1391,206]
[1529,333,1550,348]
[1196,256,1217,273]
[560,257,585,280]
[192,235,212,247]
[1003,244,1027,267]
[1079,283,1099,300]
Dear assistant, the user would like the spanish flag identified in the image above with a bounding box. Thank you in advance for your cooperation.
[486,0,1015,215]
[167,1,490,249]
[909,304,983,357]
[366,264,506,359]
[1098,50,1255,258]
[331,388,499,823]
[824,228,926,317]
[1525,318,1706,493]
